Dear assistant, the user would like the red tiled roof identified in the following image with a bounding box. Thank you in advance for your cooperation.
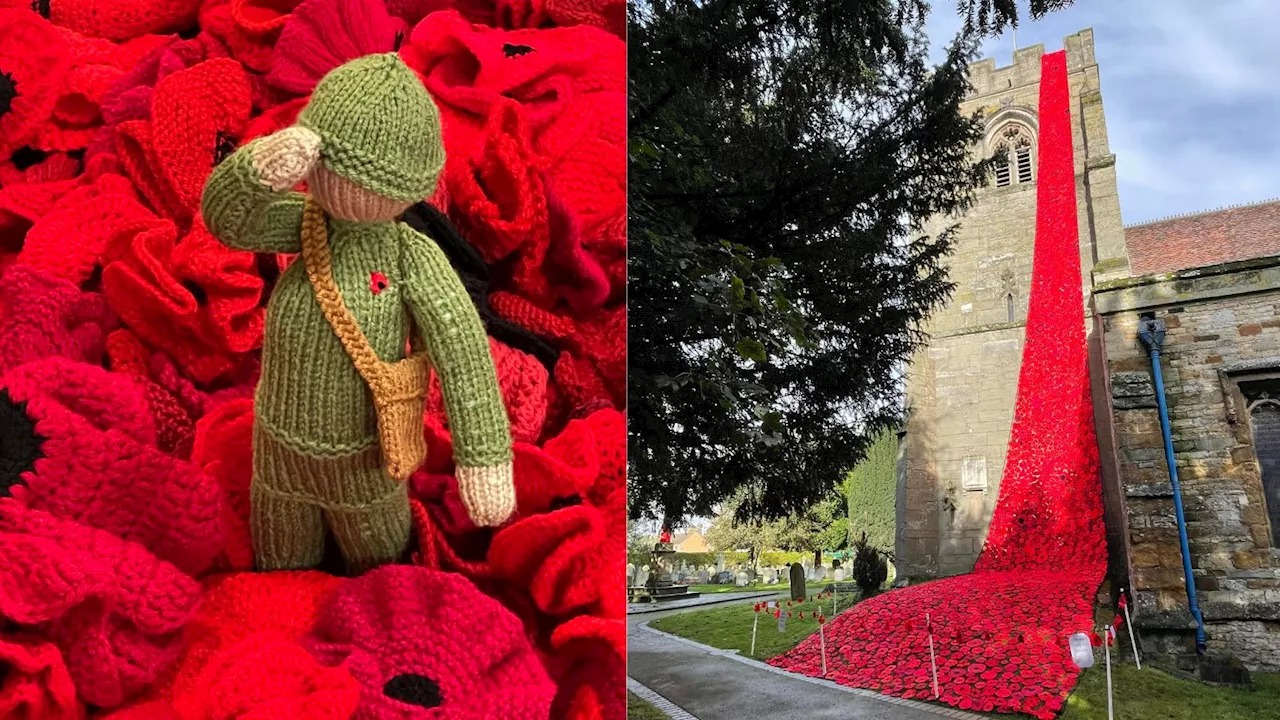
[1125,199,1280,276]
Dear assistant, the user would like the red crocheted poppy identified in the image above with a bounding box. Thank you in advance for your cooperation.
[442,101,547,268]
[267,0,403,96]
[427,337,549,444]
[545,0,623,36]
[305,565,556,719]
[0,10,70,158]
[0,265,115,376]
[102,218,265,387]
[113,57,253,227]
[199,0,303,73]
[0,633,79,720]
[35,0,201,41]
[0,501,202,709]
[402,11,624,142]
[101,33,232,130]
[489,408,623,617]
[1,357,222,575]
[16,173,160,286]
[190,397,255,571]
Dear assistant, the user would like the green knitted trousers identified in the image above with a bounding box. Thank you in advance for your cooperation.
[250,424,411,574]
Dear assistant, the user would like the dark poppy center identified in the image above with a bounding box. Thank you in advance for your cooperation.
[502,43,535,57]
[214,130,238,166]
[0,72,16,121]
[383,673,443,709]
[550,494,583,510]
[31,0,49,18]
[0,389,45,498]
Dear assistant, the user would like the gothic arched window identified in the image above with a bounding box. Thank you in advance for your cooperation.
[1006,293,1016,323]
[992,123,1035,188]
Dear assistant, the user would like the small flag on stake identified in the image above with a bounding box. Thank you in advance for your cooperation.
[926,613,940,699]
[751,603,760,656]
[819,613,828,676]
[1103,623,1115,720]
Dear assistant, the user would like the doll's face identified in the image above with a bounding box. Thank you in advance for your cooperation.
[309,164,412,223]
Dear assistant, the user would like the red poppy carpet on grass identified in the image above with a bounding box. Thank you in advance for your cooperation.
[770,50,1106,720]
[0,0,624,718]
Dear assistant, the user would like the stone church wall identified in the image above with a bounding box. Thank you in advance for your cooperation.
[1095,257,1280,670]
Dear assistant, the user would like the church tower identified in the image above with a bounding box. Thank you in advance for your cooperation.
[896,29,1131,580]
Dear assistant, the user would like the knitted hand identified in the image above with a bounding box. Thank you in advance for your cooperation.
[457,462,516,528]
[250,126,322,191]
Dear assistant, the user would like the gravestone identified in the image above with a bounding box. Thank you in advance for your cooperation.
[697,569,710,584]
[764,568,778,585]
[789,562,806,600]
[834,567,845,582]
[716,553,725,574]
[634,565,650,590]
[626,563,636,586]
[735,571,749,587]
[715,570,733,585]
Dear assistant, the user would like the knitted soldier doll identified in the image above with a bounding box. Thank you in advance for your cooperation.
[201,53,514,574]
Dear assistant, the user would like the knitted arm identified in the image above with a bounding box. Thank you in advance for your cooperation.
[201,129,320,253]
[398,223,515,527]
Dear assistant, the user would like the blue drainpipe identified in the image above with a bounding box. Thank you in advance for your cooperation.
[1137,315,1207,655]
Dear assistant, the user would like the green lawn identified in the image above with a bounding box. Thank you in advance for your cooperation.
[627,692,669,720]
[682,582,789,595]
[652,599,1280,720]
[651,592,849,659]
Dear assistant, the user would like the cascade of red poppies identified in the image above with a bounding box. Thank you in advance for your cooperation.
[770,50,1106,720]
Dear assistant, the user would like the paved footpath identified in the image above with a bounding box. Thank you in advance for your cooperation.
[627,596,982,720]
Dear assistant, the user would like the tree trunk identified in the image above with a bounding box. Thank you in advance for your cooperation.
[814,548,822,568]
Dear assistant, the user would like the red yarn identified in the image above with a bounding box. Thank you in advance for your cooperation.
[0,501,202,709]
[427,337,549,444]
[102,218,264,386]
[199,0,303,73]
[768,52,1103,720]
[2,357,223,576]
[190,398,256,571]
[0,632,82,720]
[0,266,116,374]
[42,0,201,41]
[0,10,71,158]
[267,0,403,96]
[113,57,254,226]
[305,565,556,719]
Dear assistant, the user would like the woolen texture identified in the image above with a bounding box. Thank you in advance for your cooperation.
[305,564,556,719]
[297,52,444,202]
[202,55,514,569]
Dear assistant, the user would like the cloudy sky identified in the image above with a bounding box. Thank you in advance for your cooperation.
[924,0,1280,225]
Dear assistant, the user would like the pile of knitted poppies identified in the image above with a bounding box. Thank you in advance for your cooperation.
[0,0,624,717]
[771,51,1104,720]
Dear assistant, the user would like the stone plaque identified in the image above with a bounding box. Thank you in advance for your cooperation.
[961,455,988,492]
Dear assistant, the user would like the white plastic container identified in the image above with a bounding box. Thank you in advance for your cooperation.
[1069,632,1095,669]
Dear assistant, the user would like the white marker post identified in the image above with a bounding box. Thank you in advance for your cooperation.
[750,605,760,657]
[1121,588,1141,669]
[926,613,940,699]
[833,585,839,616]
[820,616,828,676]
[1104,627,1115,720]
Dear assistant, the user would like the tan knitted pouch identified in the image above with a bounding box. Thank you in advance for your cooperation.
[300,198,430,481]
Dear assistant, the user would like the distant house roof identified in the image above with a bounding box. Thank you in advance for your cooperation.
[1125,198,1280,276]
[672,530,709,552]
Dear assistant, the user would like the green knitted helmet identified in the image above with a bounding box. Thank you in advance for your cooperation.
[297,53,445,203]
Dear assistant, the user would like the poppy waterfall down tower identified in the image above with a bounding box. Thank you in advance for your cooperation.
[770,50,1106,719]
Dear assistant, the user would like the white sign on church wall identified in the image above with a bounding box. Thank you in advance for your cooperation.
[961,456,988,492]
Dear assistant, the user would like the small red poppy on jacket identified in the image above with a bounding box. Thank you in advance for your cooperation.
[370,271,388,295]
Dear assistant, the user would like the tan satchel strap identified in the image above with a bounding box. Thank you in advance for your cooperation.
[299,198,384,384]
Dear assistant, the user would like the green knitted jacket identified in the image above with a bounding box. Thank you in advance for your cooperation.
[202,140,512,472]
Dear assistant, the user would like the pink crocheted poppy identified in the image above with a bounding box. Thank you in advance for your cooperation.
[306,565,555,719]
[0,501,202,709]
